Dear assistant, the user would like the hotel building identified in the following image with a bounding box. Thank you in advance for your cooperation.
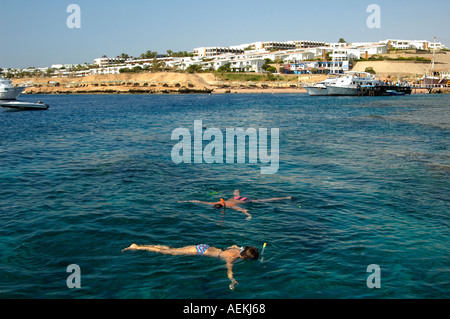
[193,47,245,57]
[93,56,124,67]
[194,40,326,57]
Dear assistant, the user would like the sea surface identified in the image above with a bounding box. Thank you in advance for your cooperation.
[0,93,449,299]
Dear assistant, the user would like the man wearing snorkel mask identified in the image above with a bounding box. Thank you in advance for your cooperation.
[177,189,295,221]
[122,243,259,290]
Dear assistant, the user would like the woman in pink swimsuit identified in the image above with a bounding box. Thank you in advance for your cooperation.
[178,189,295,220]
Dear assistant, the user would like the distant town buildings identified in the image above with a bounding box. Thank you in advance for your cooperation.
[90,38,446,76]
[1,38,447,78]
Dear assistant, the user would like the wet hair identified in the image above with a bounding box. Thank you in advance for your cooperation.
[240,246,259,260]
[213,203,223,209]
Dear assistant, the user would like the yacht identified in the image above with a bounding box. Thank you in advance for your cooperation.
[0,76,28,100]
[326,71,382,96]
[303,77,338,96]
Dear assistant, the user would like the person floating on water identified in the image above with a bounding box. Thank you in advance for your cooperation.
[122,243,259,290]
[177,189,295,220]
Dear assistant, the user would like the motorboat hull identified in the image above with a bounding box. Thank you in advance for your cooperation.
[304,86,329,96]
[1,101,49,111]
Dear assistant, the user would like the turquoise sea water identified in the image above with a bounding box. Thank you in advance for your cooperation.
[0,93,449,299]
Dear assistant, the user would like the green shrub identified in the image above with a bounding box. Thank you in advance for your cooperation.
[365,67,376,74]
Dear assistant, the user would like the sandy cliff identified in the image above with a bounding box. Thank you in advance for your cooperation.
[13,72,305,94]
[352,51,450,78]
[15,73,214,94]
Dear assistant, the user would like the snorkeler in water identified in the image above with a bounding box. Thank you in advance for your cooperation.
[122,243,259,290]
[177,189,295,220]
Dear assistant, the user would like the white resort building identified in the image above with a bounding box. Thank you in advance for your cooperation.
[380,39,447,51]
[93,56,123,67]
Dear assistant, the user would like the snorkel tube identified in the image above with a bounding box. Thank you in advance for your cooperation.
[259,243,267,262]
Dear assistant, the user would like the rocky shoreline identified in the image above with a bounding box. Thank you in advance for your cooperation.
[12,71,448,95]
[23,86,215,95]
[14,72,306,95]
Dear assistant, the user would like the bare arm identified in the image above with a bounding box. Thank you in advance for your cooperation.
[226,260,238,290]
[230,205,252,220]
[251,197,292,203]
[177,200,217,205]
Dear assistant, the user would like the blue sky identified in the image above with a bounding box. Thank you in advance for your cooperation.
[1,0,449,68]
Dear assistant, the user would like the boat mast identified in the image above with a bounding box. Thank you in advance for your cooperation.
[331,48,335,74]
[431,36,436,77]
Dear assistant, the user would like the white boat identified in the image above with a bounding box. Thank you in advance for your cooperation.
[1,100,49,111]
[0,76,28,100]
[304,77,338,96]
[326,71,383,96]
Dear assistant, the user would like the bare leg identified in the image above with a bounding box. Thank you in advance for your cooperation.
[122,244,166,252]
[230,206,252,220]
[122,244,197,256]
